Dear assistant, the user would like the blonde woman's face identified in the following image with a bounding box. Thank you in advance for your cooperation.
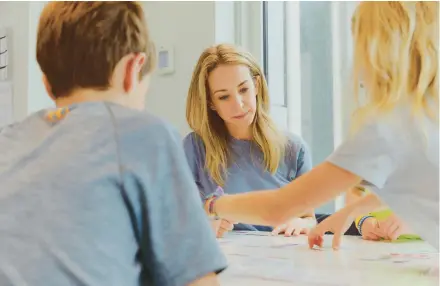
[208,64,258,130]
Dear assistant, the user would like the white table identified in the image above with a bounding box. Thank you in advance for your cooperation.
[218,232,439,286]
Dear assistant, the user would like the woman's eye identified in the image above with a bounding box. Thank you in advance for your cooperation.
[219,95,229,100]
[240,87,249,94]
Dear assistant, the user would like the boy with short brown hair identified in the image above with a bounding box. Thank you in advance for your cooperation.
[0,2,226,285]
[37,1,155,100]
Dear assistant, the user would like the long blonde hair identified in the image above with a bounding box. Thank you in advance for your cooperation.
[351,1,438,130]
[186,44,286,186]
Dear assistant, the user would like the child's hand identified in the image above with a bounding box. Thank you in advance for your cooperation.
[360,217,383,241]
[271,217,313,237]
[376,214,411,241]
[308,207,354,250]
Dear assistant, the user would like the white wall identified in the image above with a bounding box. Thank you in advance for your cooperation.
[0,1,50,121]
[299,2,336,214]
[143,1,235,136]
[27,1,52,115]
[0,1,29,121]
[0,1,235,131]
[300,2,335,166]
[143,2,215,136]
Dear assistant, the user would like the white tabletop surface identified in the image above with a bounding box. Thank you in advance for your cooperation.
[218,231,439,286]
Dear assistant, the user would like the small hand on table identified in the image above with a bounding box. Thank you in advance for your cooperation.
[307,207,354,250]
[272,217,314,237]
[362,214,411,241]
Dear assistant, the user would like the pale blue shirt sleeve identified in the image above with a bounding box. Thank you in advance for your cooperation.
[293,136,313,177]
[183,133,218,201]
[284,133,313,180]
[326,120,395,189]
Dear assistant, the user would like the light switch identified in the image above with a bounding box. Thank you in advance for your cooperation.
[157,45,174,75]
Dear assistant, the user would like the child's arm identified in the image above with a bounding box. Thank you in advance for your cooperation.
[308,192,386,249]
[297,209,317,230]
[345,186,365,206]
[209,120,395,233]
[300,209,318,230]
[346,186,376,236]
[270,208,317,236]
[211,161,363,226]
[344,192,386,219]
[300,209,316,220]
[348,186,391,232]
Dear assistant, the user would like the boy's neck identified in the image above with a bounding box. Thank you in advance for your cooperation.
[55,89,125,108]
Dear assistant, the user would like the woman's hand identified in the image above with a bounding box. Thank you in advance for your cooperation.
[204,193,235,238]
[308,207,354,250]
[272,217,315,237]
[215,219,234,238]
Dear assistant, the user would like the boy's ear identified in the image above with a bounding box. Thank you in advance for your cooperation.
[123,53,146,93]
[42,74,56,101]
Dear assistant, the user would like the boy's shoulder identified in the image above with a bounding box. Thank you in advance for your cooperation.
[108,103,180,143]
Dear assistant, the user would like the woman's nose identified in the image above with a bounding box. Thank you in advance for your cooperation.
[232,94,245,109]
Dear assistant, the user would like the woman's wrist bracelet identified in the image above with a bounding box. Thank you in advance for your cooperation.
[208,196,220,219]
[205,187,225,219]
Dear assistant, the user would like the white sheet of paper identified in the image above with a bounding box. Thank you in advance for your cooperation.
[0,82,13,128]
[220,233,439,286]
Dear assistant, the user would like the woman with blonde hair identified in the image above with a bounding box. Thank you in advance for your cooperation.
[203,1,439,252]
[184,44,317,236]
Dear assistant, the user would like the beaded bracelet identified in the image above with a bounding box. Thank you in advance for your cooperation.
[208,197,219,219]
[357,215,373,236]
[204,187,225,219]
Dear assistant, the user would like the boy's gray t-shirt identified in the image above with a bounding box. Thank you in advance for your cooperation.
[0,102,227,286]
[327,105,439,249]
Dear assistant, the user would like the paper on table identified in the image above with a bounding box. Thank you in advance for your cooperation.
[225,257,353,285]
[233,231,271,236]
[359,252,435,262]
[0,82,13,128]
[221,234,439,286]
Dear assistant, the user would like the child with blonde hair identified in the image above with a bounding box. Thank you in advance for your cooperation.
[202,1,439,251]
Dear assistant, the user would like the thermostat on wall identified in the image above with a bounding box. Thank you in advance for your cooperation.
[157,45,174,75]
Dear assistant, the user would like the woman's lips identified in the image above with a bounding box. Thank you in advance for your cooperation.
[233,111,249,119]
